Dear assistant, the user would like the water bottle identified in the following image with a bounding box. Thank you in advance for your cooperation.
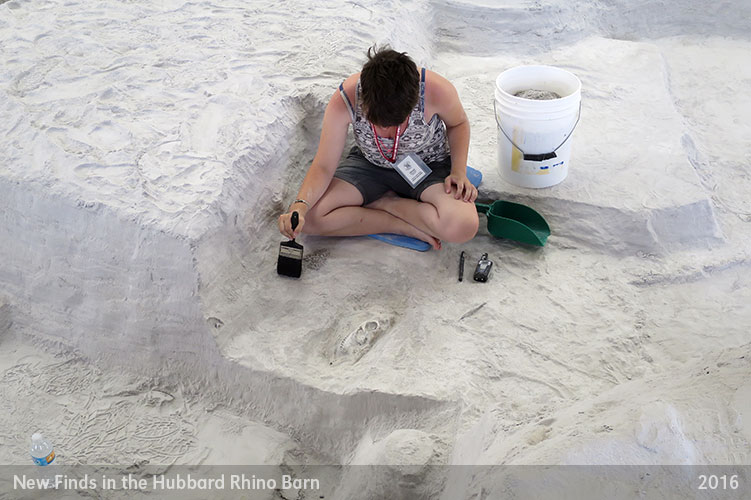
[30,433,55,466]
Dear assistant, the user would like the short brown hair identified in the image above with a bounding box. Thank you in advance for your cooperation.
[360,46,419,127]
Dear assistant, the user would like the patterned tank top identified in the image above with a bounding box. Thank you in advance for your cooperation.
[338,67,450,169]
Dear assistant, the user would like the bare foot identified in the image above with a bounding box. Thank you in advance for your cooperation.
[406,224,442,250]
[366,193,441,250]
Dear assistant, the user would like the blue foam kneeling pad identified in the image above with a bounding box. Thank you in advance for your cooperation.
[466,165,482,188]
[366,166,482,252]
[366,233,431,252]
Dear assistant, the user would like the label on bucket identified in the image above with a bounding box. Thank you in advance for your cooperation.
[501,130,572,188]
[523,160,564,174]
[514,159,564,175]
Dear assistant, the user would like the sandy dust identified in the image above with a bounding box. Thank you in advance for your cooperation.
[514,89,562,100]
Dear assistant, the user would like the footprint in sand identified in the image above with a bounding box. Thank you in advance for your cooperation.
[333,317,391,363]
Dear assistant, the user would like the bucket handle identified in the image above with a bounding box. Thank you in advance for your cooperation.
[493,100,581,162]
[475,202,491,214]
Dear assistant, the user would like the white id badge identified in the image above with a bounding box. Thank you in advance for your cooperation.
[394,152,432,188]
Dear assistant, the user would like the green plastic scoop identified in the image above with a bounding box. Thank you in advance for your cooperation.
[475,200,550,246]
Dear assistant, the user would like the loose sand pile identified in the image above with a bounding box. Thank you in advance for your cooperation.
[514,89,562,100]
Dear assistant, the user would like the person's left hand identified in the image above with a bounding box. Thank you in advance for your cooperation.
[444,173,478,203]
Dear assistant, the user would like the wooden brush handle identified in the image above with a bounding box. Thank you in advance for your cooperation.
[291,211,299,231]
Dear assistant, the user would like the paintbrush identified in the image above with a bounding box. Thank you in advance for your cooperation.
[277,211,303,278]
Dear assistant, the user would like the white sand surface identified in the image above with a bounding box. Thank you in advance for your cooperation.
[1,0,750,497]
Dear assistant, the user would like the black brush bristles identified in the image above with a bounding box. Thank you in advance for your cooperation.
[277,211,303,278]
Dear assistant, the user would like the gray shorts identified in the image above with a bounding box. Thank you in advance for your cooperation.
[333,146,452,205]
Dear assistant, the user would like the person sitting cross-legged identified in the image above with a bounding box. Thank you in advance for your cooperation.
[278,46,479,250]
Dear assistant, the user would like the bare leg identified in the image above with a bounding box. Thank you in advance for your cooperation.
[303,179,442,249]
[366,184,479,243]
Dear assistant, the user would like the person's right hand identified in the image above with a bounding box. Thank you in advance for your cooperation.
[278,208,306,240]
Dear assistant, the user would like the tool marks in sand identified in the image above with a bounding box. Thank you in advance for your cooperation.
[0,350,201,465]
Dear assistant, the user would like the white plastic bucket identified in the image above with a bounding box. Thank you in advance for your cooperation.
[494,65,581,188]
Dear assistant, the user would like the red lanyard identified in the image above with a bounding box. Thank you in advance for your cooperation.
[371,123,403,163]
